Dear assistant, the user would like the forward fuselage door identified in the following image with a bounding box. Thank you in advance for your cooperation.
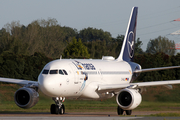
[69,63,84,84]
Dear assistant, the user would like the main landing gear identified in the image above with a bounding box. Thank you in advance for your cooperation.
[51,97,65,114]
[117,106,132,115]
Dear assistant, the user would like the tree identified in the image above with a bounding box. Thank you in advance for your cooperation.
[78,27,112,43]
[0,18,78,58]
[171,53,180,79]
[135,38,144,55]
[63,37,90,59]
[0,52,51,80]
[146,36,175,56]
[135,52,175,82]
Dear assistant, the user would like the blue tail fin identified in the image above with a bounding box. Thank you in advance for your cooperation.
[117,7,138,62]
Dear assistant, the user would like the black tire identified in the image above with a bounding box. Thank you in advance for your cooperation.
[62,104,65,114]
[125,110,132,115]
[50,104,59,114]
[55,105,59,114]
[50,104,56,114]
[59,104,65,114]
[117,106,124,115]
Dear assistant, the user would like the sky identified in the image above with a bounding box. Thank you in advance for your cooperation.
[1,0,180,51]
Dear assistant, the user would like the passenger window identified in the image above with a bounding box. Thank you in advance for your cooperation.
[59,70,64,75]
[42,69,49,74]
[50,70,58,74]
[63,70,68,75]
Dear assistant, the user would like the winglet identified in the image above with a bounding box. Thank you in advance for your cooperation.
[116,7,138,62]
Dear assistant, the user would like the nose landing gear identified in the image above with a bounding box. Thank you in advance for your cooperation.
[50,97,65,114]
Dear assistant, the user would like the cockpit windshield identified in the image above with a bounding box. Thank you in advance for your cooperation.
[63,70,68,75]
[42,69,49,74]
[59,70,64,75]
[42,69,68,75]
[50,70,58,74]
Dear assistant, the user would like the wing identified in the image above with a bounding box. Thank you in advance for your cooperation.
[98,80,180,93]
[134,66,180,73]
[0,77,38,86]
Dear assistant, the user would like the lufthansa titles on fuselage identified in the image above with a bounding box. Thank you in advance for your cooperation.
[72,60,96,70]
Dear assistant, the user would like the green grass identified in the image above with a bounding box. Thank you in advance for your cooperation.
[1,84,180,114]
[136,101,180,111]
[149,113,180,117]
[1,97,180,113]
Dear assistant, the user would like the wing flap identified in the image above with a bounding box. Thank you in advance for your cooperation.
[98,84,129,93]
[98,80,180,93]
[131,80,180,87]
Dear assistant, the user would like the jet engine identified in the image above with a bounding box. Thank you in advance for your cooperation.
[116,88,142,110]
[14,87,39,109]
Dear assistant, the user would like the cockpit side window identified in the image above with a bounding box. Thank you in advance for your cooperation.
[59,70,64,75]
[42,69,49,74]
[63,70,68,75]
[50,70,58,74]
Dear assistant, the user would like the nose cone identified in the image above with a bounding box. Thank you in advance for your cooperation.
[38,74,56,97]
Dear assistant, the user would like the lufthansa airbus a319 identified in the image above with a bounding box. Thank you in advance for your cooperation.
[1,7,180,115]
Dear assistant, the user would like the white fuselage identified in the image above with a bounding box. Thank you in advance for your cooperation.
[38,59,133,99]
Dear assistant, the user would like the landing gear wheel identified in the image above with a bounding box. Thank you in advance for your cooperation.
[51,104,59,114]
[50,104,55,114]
[51,97,66,115]
[125,110,132,115]
[117,106,124,115]
[59,104,65,114]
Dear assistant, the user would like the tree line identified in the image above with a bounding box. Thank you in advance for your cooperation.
[0,51,179,82]
[0,18,175,58]
[0,18,146,59]
[0,18,178,82]
[135,52,180,82]
[0,52,52,81]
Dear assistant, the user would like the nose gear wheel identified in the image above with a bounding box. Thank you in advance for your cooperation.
[50,97,65,114]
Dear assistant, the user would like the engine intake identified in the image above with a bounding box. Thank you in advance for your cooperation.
[116,88,142,110]
[14,87,39,109]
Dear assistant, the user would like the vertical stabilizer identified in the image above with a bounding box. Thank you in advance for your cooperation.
[116,7,138,62]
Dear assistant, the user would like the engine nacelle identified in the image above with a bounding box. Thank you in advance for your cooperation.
[116,88,142,110]
[14,87,39,109]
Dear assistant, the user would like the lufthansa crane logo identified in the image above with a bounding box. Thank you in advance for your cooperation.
[127,31,135,58]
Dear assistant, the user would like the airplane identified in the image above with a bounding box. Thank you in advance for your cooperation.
[0,6,180,115]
